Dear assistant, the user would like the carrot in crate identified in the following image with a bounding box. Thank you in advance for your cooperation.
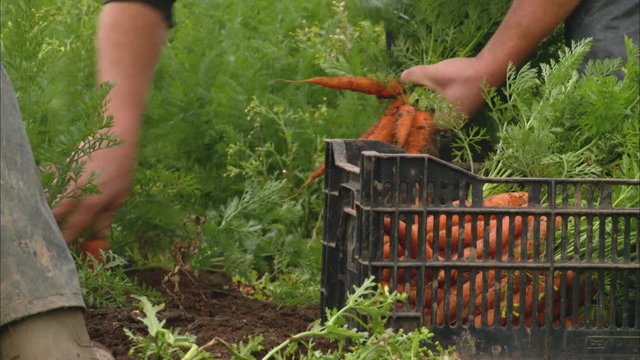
[383,216,434,259]
[483,191,529,207]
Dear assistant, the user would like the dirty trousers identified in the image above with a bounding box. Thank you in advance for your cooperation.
[0,65,85,327]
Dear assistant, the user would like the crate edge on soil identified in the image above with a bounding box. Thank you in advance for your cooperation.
[320,139,640,360]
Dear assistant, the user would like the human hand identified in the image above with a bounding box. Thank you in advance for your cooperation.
[52,143,137,244]
[400,57,495,118]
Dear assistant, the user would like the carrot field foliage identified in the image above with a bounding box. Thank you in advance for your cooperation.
[3,0,637,315]
[0,0,388,283]
[0,0,120,207]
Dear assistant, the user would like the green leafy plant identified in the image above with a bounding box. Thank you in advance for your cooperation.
[378,0,512,70]
[232,267,320,307]
[75,250,161,308]
[482,38,639,180]
[1,1,121,208]
[293,1,389,77]
[221,277,453,359]
[125,295,215,360]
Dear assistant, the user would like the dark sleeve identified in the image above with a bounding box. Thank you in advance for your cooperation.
[103,0,177,28]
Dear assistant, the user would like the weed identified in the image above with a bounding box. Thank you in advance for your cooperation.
[75,250,161,309]
[125,295,214,360]
[221,276,454,359]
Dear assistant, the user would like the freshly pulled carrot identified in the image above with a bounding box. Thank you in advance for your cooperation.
[282,76,404,99]
[82,239,110,262]
[299,163,325,189]
[405,109,437,155]
[394,104,416,147]
[367,98,406,144]
[299,97,406,189]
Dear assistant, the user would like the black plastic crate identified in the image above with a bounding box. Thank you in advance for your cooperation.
[320,139,640,360]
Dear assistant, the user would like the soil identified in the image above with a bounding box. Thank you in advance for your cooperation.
[85,268,322,359]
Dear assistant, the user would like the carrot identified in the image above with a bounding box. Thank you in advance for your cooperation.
[299,163,325,190]
[383,235,391,259]
[425,192,526,238]
[383,216,413,252]
[564,316,574,328]
[82,239,110,262]
[404,109,437,155]
[383,234,407,259]
[299,107,383,189]
[394,104,416,147]
[282,76,404,98]
[473,283,497,316]
[431,219,487,252]
[383,217,433,259]
[475,308,497,327]
[435,297,446,326]
[487,216,524,253]
[299,95,406,190]
[483,191,529,207]
[367,98,406,143]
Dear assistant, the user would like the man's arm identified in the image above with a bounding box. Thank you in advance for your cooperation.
[52,2,168,243]
[400,0,582,117]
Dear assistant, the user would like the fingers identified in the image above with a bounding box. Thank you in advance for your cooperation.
[90,207,117,240]
[58,204,100,244]
[400,65,439,89]
[53,195,117,244]
[51,197,77,223]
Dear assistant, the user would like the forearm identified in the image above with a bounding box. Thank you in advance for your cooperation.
[476,0,581,86]
[96,2,168,150]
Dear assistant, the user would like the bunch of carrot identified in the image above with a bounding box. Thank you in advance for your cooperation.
[379,191,587,328]
[287,76,438,188]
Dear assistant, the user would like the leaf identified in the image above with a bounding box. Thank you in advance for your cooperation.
[132,295,167,337]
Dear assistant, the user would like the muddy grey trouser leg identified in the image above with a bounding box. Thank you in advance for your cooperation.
[0,308,112,360]
[1,65,112,359]
[0,65,85,324]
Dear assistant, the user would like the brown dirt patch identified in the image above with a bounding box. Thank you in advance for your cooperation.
[85,268,321,359]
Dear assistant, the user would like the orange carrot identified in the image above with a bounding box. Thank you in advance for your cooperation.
[483,191,529,207]
[283,76,404,98]
[475,308,497,327]
[367,98,406,143]
[431,219,487,252]
[383,216,414,251]
[299,96,405,190]
[394,104,416,147]
[82,239,110,262]
[404,109,437,155]
[299,163,325,189]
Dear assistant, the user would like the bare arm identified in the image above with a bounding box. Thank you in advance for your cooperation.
[401,0,582,116]
[53,2,168,243]
[475,0,581,86]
